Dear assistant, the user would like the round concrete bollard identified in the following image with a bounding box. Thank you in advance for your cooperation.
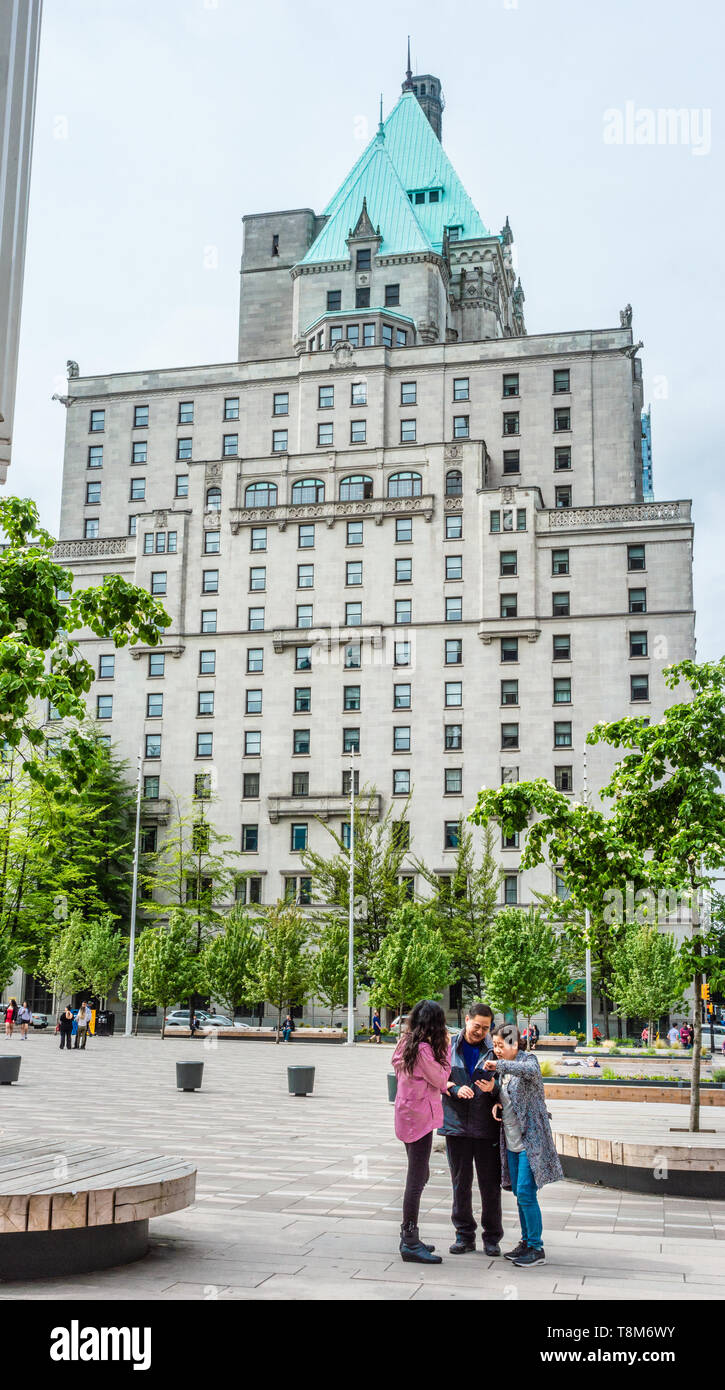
[387,1071,397,1103]
[0,1056,21,1085]
[287,1065,315,1096]
[176,1060,204,1092]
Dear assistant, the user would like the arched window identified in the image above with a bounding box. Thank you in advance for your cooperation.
[339,474,374,501]
[206,486,221,511]
[291,478,325,504]
[245,481,278,508]
[388,471,422,499]
[445,470,463,497]
[420,83,426,94]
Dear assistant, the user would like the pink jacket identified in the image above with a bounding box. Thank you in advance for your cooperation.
[392,1036,452,1143]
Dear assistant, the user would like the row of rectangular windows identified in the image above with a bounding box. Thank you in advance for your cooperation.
[97,627,650,686]
[133,582,650,624]
[84,681,650,742]
[84,371,572,438]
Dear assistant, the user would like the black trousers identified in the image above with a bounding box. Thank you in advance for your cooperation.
[59,1033,72,1049]
[403,1131,433,1227]
[446,1134,503,1243]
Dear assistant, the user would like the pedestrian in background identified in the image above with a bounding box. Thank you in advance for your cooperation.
[17,1001,32,1040]
[58,1007,74,1052]
[74,1001,91,1049]
[370,1009,382,1044]
[282,1013,294,1042]
[392,1000,451,1265]
[4,998,17,1038]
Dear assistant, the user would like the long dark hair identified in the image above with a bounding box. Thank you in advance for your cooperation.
[400,1000,448,1074]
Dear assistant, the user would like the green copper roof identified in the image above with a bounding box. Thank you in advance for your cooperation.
[300,91,490,266]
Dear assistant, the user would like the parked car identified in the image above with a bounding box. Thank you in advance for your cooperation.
[164,1010,212,1029]
[390,1015,410,1034]
[31,1012,49,1029]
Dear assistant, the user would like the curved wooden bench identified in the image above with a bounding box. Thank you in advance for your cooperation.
[0,1140,196,1277]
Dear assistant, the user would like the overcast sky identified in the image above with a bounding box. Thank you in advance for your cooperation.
[10,0,724,659]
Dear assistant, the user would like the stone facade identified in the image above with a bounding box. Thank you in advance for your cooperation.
[48,68,696,1029]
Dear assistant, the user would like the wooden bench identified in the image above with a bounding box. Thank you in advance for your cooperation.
[0,1140,196,1278]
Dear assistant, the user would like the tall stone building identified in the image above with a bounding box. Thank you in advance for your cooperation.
[49,66,695,1028]
[0,0,43,484]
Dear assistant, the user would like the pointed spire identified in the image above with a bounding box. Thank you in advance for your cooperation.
[402,36,414,91]
[377,93,385,140]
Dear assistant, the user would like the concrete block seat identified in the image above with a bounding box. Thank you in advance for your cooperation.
[0,1140,196,1278]
[551,1100,725,1198]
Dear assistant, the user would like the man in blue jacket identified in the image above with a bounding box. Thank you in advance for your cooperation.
[440,1002,503,1256]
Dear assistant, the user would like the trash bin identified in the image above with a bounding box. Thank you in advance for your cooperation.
[287,1065,315,1096]
[106,1010,115,1036]
[0,1056,21,1085]
[387,1072,397,1103]
[176,1061,204,1092]
[95,1012,108,1037]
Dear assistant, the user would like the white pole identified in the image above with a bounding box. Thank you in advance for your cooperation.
[124,741,143,1037]
[346,750,356,1046]
[582,746,594,1045]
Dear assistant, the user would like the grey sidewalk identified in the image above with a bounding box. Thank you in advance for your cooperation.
[0,1035,722,1300]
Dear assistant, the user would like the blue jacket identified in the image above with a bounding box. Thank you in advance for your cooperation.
[438,1028,501,1139]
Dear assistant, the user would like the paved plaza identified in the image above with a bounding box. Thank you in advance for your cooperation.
[0,1034,723,1301]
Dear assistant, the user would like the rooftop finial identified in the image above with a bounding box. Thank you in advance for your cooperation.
[377,94,384,138]
[403,36,414,90]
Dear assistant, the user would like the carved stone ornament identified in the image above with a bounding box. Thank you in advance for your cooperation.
[331,341,355,368]
[205,461,223,481]
[444,444,462,461]
[416,319,438,344]
[66,360,79,378]
[154,510,168,529]
[619,303,633,327]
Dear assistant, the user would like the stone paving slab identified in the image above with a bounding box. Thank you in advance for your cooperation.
[0,1035,723,1300]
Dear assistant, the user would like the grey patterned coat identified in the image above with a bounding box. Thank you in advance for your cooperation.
[492,1052,563,1191]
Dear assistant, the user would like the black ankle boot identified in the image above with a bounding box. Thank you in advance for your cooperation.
[399,1222,442,1264]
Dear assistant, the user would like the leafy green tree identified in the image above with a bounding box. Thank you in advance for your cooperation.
[311,920,354,1025]
[0,496,169,790]
[78,914,128,1008]
[470,656,725,1130]
[0,734,139,972]
[302,786,412,976]
[482,906,572,1032]
[610,921,686,1042]
[142,794,241,1016]
[415,820,501,1018]
[200,906,260,1022]
[369,902,452,1020]
[132,913,198,1038]
[250,902,312,1042]
[38,910,87,1004]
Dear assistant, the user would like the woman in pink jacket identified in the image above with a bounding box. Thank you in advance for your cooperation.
[392,1000,451,1264]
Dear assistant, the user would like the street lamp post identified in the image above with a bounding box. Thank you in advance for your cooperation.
[124,741,143,1037]
[346,749,357,1046]
[582,746,594,1045]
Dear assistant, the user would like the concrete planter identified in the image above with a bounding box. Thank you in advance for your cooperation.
[0,1056,21,1085]
[387,1072,398,1103]
[176,1061,204,1092]
[287,1065,315,1096]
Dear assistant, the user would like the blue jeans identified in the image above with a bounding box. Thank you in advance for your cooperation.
[507,1148,543,1250]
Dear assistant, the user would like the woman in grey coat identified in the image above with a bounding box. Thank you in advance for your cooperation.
[478,1022,563,1268]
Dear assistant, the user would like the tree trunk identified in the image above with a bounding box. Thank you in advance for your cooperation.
[161,1011,166,1039]
[275,1003,282,1043]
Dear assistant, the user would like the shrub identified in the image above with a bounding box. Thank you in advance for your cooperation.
[538,1058,556,1077]
[712,1067,725,1083]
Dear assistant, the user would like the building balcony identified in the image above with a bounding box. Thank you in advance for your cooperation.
[230,494,435,533]
[267,793,382,824]
[538,500,691,532]
[272,624,384,653]
[54,535,135,560]
[141,797,172,824]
